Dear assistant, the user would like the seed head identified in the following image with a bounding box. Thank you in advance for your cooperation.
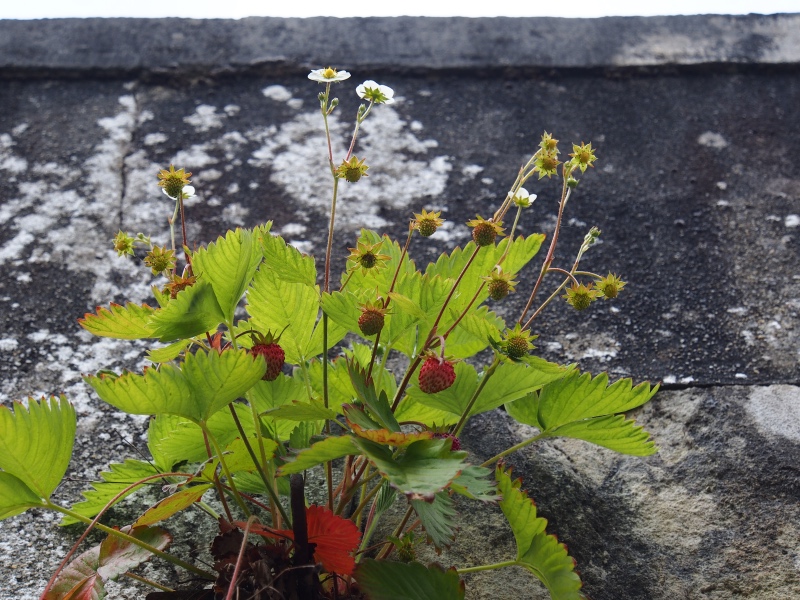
[144,245,176,276]
[597,273,626,299]
[501,324,537,360]
[482,270,518,301]
[336,155,369,183]
[157,165,192,200]
[467,216,504,247]
[563,282,601,311]
[113,231,135,257]
[347,240,390,275]
[413,209,444,237]
[569,141,598,174]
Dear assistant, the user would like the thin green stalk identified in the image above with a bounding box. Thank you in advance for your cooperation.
[322,312,334,512]
[349,477,382,522]
[228,404,291,526]
[123,572,175,592]
[425,246,481,346]
[201,423,251,518]
[452,355,501,437]
[48,504,215,581]
[480,433,545,468]
[456,560,519,575]
[522,276,571,329]
[375,505,414,560]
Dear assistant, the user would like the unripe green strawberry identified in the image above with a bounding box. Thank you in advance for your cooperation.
[488,278,510,300]
[418,356,456,394]
[413,209,444,237]
[467,216,504,248]
[358,307,385,336]
[251,342,285,381]
[505,335,530,359]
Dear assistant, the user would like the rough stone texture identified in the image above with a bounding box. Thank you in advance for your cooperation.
[0,14,799,600]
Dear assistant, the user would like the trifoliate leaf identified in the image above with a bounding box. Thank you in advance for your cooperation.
[448,465,498,502]
[472,360,571,416]
[0,472,43,520]
[538,371,659,429]
[0,396,75,500]
[278,436,360,476]
[78,302,156,340]
[260,231,316,286]
[541,414,656,456]
[355,560,465,600]
[496,466,584,600]
[149,280,226,342]
[411,492,457,550]
[192,228,263,324]
[355,438,466,499]
[85,349,265,422]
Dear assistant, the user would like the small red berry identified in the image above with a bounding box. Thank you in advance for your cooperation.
[358,307,385,336]
[433,432,461,451]
[418,356,456,394]
[251,342,285,381]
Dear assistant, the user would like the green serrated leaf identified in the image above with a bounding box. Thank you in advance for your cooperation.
[374,480,398,517]
[265,401,338,422]
[355,560,465,600]
[96,525,172,580]
[472,360,571,416]
[444,306,504,359]
[247,373,309,441]
[0,396,75,500]
[538,371,659,430]
[356,438,466,499]
[148,404,254,470]
[449,465,498,501]
[149,281,226,342]
[278,436,360,476]
[543,414,656,456]
[78,303,156,340]
[132,484,213,527]
[261,232,316,286]
[61,459,160,525]
[247,266,320,364]
[505,392,542,429]
[220,435,278,474]
[289,422,318,450]
[192,228,263,323]
[86,349,265,422]
[405,362,478,417]
[394,395,460,427]
[348,362,400,432]
[497,466,584,600]
[147,339,192,363]
[0,472,43,520]
[411,492,457,550]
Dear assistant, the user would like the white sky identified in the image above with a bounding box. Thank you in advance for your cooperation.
[1,0,798,19]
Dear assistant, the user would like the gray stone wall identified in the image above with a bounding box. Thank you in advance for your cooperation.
[0,15,798,599]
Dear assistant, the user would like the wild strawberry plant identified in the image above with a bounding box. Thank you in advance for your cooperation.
[1,69,658,600]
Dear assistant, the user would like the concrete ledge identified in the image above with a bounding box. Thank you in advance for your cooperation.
[1,14,799,78]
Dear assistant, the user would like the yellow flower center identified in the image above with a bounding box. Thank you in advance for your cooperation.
[322,67,337,79]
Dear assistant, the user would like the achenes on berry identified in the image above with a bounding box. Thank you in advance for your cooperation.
[467,216,504,247]
[482,270,518,301]
[249,329,287,381]
[357,302,387,336]
[502,324,537,360]
[144,245,176,276]
[418,355,457,394]
[157,164,192,200]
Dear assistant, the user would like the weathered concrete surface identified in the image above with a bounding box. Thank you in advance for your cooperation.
[0,14,799,600]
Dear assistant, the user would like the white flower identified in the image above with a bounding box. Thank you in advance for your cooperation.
[308,67,352,83]
[356,80,396,105]
[162,185,196,200]
[510,187,536,208]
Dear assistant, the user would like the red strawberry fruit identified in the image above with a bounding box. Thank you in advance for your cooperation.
[418,356,456,394]
[249,328,287,381]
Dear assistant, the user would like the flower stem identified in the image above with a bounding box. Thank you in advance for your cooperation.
[228,404,291,526]
[456,559,519,575]
[480,433,545,468]
[201,422,251,518]
[452,355,500,437]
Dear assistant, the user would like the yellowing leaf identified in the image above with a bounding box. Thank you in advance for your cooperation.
[78,302,156,339]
